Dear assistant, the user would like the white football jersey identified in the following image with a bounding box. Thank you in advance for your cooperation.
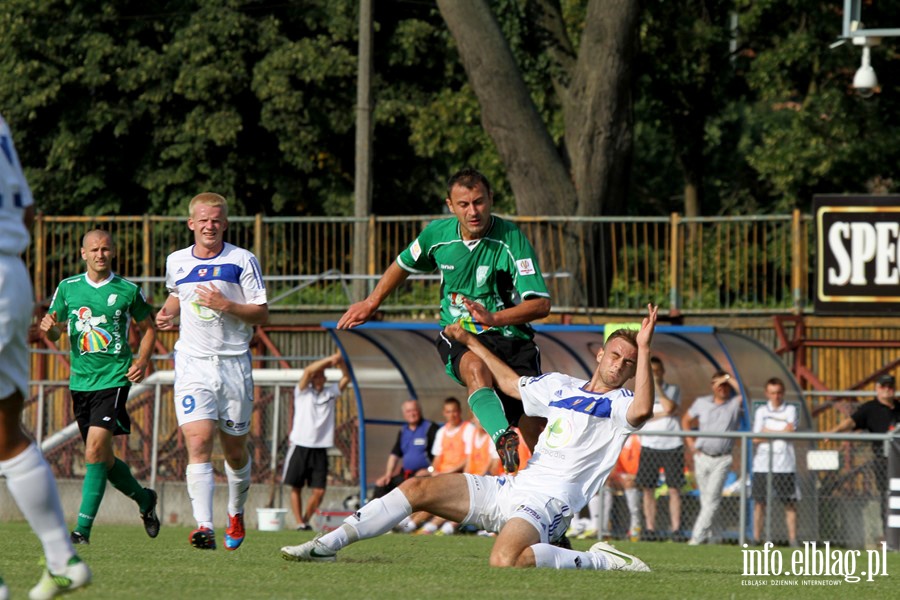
[0,114,34,256]
[165,242,267,356]
[514,372,638,515]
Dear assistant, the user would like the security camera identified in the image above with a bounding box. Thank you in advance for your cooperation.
[852,37,880,98]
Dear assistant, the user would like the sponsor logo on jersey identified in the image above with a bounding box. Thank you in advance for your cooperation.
[72,307,112,354]
[476,265,490,287]
[545,416,574,449]
[176,267,184,274]
[107,294,117,306]
[516,258,535,276]
[439,263,455,271]
[213,266,221,277]
[410,238,422,261]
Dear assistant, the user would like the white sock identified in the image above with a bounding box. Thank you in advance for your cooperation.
[625,488,641,530]
[531,543,609,570]
[601,488,613,534]
[321,488,412,551]
[0,443,74,572]
[440,521,456,535]
[225,458,251,517]
[421,521,438,534]
[186,462,215,530]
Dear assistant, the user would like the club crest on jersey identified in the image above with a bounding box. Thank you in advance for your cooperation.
[107,294,117,306]
[516,258,535,276]
[198,268,208,277]
[72,307,112,354]
[476,265,490,287]
[213,266,221,277]
[410,239,422,261]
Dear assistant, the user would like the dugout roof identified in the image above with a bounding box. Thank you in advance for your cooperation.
[323,322,809,500]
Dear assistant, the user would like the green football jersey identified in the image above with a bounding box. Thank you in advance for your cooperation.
[397,216,550,340]
[48,273,152,392]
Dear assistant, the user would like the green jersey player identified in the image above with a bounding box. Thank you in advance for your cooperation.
[337,167,551,474]
[41,229,160,546]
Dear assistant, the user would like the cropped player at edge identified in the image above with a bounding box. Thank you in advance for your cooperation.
[337,167,551,475]
[156,192,268,551]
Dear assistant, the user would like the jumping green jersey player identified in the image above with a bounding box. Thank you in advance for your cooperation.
[337,167,551,474]
[42,229,160,545]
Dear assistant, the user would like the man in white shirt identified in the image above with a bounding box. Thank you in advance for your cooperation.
[156,192,268,551]
[281,305,659,572]
[751,377,798,546]
[284,352,350,530]
[635,357,684,540]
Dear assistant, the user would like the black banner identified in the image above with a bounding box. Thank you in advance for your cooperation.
[814,195,900,314]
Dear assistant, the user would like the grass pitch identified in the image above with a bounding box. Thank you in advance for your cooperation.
[1,522,897,599]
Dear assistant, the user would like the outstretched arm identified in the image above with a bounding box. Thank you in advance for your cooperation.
[462,296,551,328]
[443,324,522,400]
[337,262,410,329]
[626,304,658,428]
[299,353,336,389]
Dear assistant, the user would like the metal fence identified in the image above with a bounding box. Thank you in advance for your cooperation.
[25,212,811,314]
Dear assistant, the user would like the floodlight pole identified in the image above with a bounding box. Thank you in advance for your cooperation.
[353,0,374,302]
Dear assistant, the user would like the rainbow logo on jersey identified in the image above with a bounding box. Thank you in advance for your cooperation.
[72,307,112,354]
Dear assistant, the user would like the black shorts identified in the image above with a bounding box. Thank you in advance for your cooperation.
[636,446,685,489]
[435,331,541,426]
[751,472,798,502]
[283,445,328,489]
[71,386,132,443]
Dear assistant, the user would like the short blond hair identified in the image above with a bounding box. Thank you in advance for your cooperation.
[189,192,228,218]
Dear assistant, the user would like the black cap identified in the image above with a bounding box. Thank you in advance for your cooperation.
[876,374,896,387]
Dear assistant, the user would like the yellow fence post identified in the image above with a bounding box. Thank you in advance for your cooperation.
[669,212,682,316]
[791,208,804,314]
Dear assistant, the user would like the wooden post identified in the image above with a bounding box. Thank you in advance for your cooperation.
[791,208,805,314]
[669,212,682,316]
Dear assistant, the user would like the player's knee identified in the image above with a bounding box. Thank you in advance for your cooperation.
[488,548,519,568]
[398,476,429,507]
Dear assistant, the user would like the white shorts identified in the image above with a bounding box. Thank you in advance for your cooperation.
[0,255,33,399]
[462,473,573,544]
[174,352,253,435]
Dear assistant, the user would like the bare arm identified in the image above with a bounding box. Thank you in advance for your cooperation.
[126,318,157,383]
[337,262,410,329]
[682,412,698,452]
[829,417,857,434]
[462,296,551,328]
[654,381,677,416]
[155,295,181,330]
[625,304,657,428]
[195,283,268,325]
[40,310,63,342]
[442,323,522,400]
[299,353,337,389]
[335,353,352,392]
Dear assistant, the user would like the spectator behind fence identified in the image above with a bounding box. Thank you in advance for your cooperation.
[751,377,798,547]
[284,352,350,531]
[371,399,439,502]
[0,112,91,599]
[682,371,743,546]
[416,397,475,535]
[41,230,160,546]
[828,373,900,531]
[635,356,683,541]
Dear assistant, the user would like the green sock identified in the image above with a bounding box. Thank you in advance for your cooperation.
[468,387,510,444]
[76,462,108,537]
[107,458,150,511]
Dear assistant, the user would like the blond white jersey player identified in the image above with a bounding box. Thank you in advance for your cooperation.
[157,192,268,552]
[282,304,658,572]
[0,113,91,599]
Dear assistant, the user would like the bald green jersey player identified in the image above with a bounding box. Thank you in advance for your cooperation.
[41,230,160,546]
[337,167,551,474]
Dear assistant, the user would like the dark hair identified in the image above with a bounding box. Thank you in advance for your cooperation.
[605,328,638,349]
[443,396,461,410]
[765,377,785,389]
[650,356,663,366]
[446,167,492,199]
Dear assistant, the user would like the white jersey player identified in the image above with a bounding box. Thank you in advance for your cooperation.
[157,192,268,552]
[282,304,659,573]
[0,113,92,598]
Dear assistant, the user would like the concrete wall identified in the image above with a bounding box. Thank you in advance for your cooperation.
[0,479,358,531]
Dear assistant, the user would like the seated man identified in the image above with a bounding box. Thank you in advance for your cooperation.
[371,399,438,500]
[281,305,658,571]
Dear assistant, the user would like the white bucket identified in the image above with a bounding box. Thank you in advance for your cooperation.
[256,508,288,532]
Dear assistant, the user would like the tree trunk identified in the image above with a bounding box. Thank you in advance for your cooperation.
[436,0,576,216]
